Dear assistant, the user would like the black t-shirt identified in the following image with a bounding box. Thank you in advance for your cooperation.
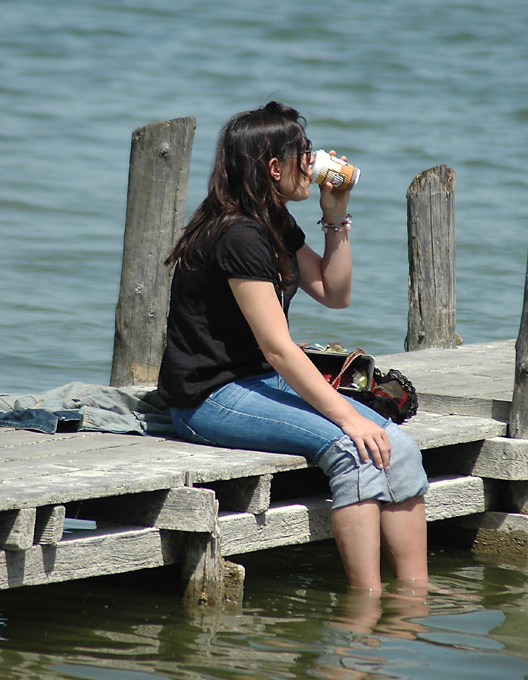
[157,215,306,408]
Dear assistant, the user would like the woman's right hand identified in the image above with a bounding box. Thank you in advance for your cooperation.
[340,410,391,471]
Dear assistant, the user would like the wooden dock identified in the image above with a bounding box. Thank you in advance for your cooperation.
[1,338,526,604]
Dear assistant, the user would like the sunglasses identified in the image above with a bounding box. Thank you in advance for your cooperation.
[298,139,313,158]
[277,139,313,160]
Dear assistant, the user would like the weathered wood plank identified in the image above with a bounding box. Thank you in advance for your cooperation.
[82,487,218,532]
[406,165,457,351]
[111,116,196,388]
[377,340,515,414]
[400,411,506,450]
[0,508,36,550]
[0,431,161,466]
[0,463,187,512]
[412,394,511,423]
[181,511,225,606]
[510,251,528,439]
[0,526,182,589]
[219,496,333,557]
[0,429,92,450]
[0,436,306,483]
[206,474,273,514]
[0,440,308,512]
[470,437,528,480]
[424,475,487,522]
[34,505,65,545]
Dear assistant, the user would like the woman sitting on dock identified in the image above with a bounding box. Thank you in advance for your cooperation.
[158,101,429,592]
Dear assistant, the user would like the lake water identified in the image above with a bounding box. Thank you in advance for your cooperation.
[1,0,528,677]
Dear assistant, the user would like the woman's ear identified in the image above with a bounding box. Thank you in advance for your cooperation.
[268,157,282,181]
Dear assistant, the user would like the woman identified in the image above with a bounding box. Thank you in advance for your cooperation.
[158,101,429,592]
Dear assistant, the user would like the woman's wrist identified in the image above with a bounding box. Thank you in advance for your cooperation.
[318,214,352,234]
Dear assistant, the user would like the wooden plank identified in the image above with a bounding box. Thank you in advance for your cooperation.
[470,437,528,480]
[0,526,182,589]
[219,496,333,557]
[34,505,66,545]
[0,431,159,465]
[111,116,196,388]
[0,439,308,512]
[0,508,36,550]
[413,394,510,422]
[223,561,245,605]
[0,429,92,450]
[376,339,515,416]
[424,475,487,521]
[82,487,218,532]
[510,250,528,439]
[406,165,457,351]
[205,474,273,514]
[181,511,224,606]
[0,464,186,513]
[0,437,304,483]
[401,411,506,450]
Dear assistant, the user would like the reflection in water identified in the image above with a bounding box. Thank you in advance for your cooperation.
[1,544,528,679]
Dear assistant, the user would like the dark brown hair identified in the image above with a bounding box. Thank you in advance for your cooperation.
[165,101,308,286]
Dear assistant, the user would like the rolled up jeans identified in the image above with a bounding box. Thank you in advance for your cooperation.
[171,371,429,509]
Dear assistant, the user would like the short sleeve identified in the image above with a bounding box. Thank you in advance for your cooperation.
[288,215,306,252]
[215,220,277,282]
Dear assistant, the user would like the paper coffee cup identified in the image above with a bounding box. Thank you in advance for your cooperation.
[310,150,360,191]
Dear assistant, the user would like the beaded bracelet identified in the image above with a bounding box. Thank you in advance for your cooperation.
[318,214,352,234]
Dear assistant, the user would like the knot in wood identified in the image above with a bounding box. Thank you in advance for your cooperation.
[135,284,144,295]
[148,306,157,316]
[159,142,170,156]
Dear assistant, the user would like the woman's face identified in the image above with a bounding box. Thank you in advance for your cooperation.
[274,140,314,203]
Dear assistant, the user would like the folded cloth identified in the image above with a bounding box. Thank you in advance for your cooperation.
[0,382,173,436]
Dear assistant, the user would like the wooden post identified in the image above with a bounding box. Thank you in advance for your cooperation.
[405,165,457,351]
[110,116,196,387]
[510,251,528,439]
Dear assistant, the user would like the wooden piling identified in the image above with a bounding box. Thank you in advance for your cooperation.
[405,165,457,351]
[510,251,528,439]
[110,116,196,388]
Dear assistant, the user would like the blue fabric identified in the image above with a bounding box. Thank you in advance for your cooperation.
[0,382,173,435]
[171,371,429,508]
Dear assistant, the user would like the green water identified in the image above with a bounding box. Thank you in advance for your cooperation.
[2,542,528,680]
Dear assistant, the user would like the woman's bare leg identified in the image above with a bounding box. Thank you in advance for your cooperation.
[380,495,428,584]
[332,499,383,592]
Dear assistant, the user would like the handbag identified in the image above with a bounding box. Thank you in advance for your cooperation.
[300,342,418,424]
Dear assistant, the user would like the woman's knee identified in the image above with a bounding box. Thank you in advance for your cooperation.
[317,426,429,510]
[317,435,388,509]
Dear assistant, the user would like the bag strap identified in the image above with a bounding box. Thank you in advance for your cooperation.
[330,347,366,389]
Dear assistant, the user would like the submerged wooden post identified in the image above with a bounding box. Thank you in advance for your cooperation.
[110,116,196,388]
[405,165,457,351]
[510,251,528,439]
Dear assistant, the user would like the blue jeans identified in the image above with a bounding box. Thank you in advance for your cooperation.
[172,372,429,509]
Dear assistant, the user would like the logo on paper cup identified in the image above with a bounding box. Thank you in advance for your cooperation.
[310,150,361,191]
